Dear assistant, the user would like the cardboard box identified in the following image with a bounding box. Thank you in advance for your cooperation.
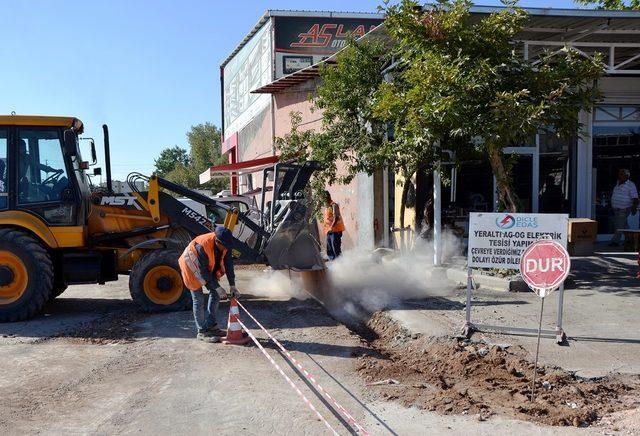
[568,218,598,243]
[568,240,594,256]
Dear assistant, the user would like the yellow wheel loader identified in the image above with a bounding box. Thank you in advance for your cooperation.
[0,115,323,322]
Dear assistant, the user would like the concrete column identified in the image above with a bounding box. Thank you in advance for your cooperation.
[433,162,442,266]
[357,172,375,250]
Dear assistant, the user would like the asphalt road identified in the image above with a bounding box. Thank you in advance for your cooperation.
[0,270,602,435]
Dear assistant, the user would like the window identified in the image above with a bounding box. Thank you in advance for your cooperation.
[226,200,249,213]
[207,201,250,224]
[17,129,70,204]
[594,106,640,122]
[592,105,640,233]
[0,129,7,209]
[208,205,227,224]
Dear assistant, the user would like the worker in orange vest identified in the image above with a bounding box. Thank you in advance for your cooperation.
[178,226,240,343]
[323,190,346,260]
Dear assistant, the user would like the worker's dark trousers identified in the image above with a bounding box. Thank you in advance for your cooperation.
[327,231,343,260]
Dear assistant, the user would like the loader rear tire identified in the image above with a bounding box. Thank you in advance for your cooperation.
[0,229,53,322]
[129,250,191,312]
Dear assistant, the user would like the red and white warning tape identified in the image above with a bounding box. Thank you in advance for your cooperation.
[237,301,369,436]
[236,317,339,436]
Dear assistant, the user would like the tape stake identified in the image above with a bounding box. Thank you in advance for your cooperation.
[238,301,369,436]
[236,318,339,436]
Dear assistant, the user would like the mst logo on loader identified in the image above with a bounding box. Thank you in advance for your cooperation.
[100,195,143,211]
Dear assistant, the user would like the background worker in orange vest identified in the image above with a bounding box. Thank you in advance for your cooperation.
[323,190,345,260]
[178,226,240,343]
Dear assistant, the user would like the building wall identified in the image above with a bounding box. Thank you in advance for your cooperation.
[218,12,384,252]
[576,76,640,219]
[273,82,322,136]
[237,105,273,162]
[599,76,640,104]
[223,21,272,139]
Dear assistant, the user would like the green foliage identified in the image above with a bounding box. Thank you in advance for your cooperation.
[278,38,389,187]
[155,123,229,193]
[378,0,603,211]
[276,38,388,209]
[574,0,639,9]
[154,146,189,177]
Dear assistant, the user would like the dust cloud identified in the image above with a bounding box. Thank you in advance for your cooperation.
[246,232,461,321]
[247,268,310,300]
[322,232,462,320]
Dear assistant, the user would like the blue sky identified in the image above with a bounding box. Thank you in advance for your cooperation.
[2,0,581,180]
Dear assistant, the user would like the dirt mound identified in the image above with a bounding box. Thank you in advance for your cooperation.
[357,312,639,427]
[61,311,147,345]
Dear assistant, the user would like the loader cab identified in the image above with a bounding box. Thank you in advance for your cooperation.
[0,116,90,227]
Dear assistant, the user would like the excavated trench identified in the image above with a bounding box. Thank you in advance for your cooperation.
[353,312,639,428]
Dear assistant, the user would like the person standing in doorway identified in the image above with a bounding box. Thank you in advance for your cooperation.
[323,190,345,260]
[610,168,639,246]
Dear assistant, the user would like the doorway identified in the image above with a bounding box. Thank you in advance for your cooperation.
[497,132,574,214]
[592,105,640,234]
[497,146,538,212]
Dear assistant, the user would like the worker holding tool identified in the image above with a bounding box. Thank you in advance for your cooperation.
[178,226,241,343]
[323,190,345,260]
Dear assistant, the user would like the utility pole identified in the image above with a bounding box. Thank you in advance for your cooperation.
[433,141,442,267]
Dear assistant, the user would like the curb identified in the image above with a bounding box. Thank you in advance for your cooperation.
[445,267,575,292]
[445,267,518,292]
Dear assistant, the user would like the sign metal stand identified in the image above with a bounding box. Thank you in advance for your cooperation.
[531,296,545,401]
[462,213,569,345]
[462,269,566,344]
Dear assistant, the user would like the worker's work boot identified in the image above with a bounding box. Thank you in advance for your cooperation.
[196,331,220,343]
[208,326,227,338]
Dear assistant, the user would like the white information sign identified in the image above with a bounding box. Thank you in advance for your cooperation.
[468,213,568,269]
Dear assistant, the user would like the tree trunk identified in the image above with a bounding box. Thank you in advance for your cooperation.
[400,176,411,229]
[488,145,518,213]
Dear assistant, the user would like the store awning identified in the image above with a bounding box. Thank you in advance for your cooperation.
[242,186,273,197]
[251,62,331,94]
[199,155,279,184]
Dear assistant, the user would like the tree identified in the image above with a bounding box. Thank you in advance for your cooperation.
[154,146,189,177]
[279,0,604,212]
[377,0,603,211]
[278,39,388,186]
[276,38,389,214]
[156,123,229,193]
[182,122,228,194]
[574,0,639,9]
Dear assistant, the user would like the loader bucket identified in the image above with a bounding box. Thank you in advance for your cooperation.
[263,200,325,271]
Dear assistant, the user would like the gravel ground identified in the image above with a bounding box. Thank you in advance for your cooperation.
[359,312,640,429]
[0,270,630,435]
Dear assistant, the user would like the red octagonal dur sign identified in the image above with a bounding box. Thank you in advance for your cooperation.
[520,240,571,297]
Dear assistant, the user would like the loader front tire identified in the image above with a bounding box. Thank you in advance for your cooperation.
[129,250,191,312]
[49,284,68,300]
[0,229,53,322]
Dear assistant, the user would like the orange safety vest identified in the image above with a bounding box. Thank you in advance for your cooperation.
[178,233,228,291]
[323,201,345,234]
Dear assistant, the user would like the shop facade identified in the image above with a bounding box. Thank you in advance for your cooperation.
[394,7,640,247]
[205,6,640,252]
[201,10,383,250]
